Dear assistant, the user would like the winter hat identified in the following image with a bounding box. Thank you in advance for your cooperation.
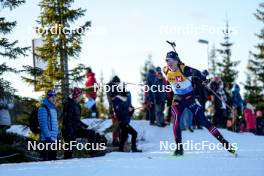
[202,70,209,77]
[86,67,92,73]
[256,110,263,117]
[246,103,255,113]
[166,51,180,61]
[214,76,221,82]
[112,76,121,84]
[71,87,83,99]
[156,67,162,72]
[47,90,56,98]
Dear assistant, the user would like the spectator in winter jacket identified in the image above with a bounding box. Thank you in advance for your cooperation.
[256,110,264,135]
[192,69,209,129]
[0,97,14,131]
[62,87,96,159]
[38,90,59,161]
[209,76,228,128]
[106,75,121,146]
[112,87,142,152]
[145,64,156,125]
[153,67,166,127]
[85,68,98,118]
[231,84,244,116]
[243,103,256,133]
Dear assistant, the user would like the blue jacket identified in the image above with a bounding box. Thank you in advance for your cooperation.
[113,95,131,125]
[232,85,243,108]
[38,98,58,141]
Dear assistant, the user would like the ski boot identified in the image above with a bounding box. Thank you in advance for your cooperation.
[217,136,237,156]
[174,139,184,156]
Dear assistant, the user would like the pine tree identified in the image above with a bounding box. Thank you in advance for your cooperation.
[138,54,152,105]
[217,20,240,89]
[136,54,153,120]
[22,0,91,102]
[244,3,264,109]
[244,59,262,108]
[96,71,108,118]
[209,45,218,77]
[0,0,28,99]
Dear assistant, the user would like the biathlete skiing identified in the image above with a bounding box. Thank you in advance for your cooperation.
[163,41,237,156]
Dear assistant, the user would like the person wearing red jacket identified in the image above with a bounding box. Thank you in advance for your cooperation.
[85,68,98,118]
[243,103,256,133]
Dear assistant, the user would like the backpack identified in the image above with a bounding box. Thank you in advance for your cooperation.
[29,105,51,134]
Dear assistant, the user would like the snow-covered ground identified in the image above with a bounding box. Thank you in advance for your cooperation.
[1,119,264,176]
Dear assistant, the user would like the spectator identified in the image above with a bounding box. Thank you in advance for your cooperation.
[256,110,264,135]
[153,67,166,127]
[112,87,142,152]
[243,103,256,133]
[209,76,228,128]
[232,84,244,117]
[106,75,121,146]
[192,69,209,129]
[62,87,96,159]
[38,90,58,161]
[85,67,98,118]
[145,64,156,125]
[0,96,14,131]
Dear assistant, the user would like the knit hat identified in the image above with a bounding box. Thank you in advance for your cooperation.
[256,110,263,117]
[156,67,162,72]
[112,76,121,84]
[71,87,83,99]
[47,90,56,98]
[166,51,180,61]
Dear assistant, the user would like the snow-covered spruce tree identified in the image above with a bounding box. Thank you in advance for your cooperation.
[22,0,91,103]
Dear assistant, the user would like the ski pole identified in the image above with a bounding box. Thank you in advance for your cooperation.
[166,40,177,52]
[201,81,234,111]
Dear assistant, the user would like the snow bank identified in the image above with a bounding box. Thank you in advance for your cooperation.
[1,119,264,176]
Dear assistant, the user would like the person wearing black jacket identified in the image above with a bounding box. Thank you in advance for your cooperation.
[62,87,96,159]
[106,76,121,146]
[192,70,209,129]
[112,88,142,152]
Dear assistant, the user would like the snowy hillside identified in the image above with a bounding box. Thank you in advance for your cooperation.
[1,119,264,176]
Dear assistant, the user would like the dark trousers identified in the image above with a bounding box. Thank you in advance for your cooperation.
[39,140,57,161]
[148,105,155,124]
[171,96,223,143]
[214,108,227,128]
[119,123,137,151]
[63,129,96,159]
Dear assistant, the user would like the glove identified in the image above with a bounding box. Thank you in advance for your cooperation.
[129,107,135,117]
